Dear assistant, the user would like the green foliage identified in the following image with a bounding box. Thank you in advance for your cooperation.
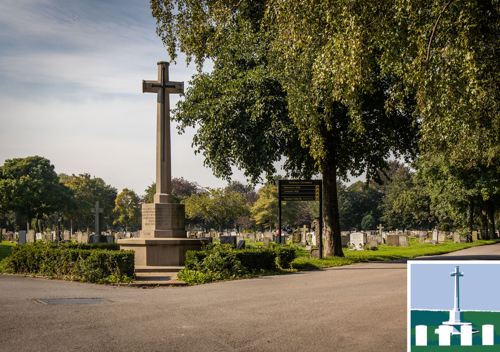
[113,188,141,231]
[440,223,451,232]
[178,243,297,284]
[183,188,250,231]
[151,0,418,258]
[342,182,382,230]
[62,173,117,231]
[250,183,299,229]
[361,215,376,231]
[0,156,76,229]
[2,242,134,283]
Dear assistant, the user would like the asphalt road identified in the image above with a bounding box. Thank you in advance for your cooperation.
[1,243,499,352]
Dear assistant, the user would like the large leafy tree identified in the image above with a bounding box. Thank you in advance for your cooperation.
[113,189,142,232]
[182,188,249,232]
[63,173,117,232]
[150,0,418,257]
[0,156,75,231]
[250,183,299,231]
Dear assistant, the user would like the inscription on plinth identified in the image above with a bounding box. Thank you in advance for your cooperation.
[141,203,186,238]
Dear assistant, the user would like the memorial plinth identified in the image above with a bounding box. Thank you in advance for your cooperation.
[118,61,208,268]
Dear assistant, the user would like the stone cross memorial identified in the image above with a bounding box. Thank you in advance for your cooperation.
[90,202,103,236]
[118,62,208,267]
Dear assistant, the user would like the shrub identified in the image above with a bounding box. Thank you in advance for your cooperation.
[3,242,134,283]
[178,243,298,284]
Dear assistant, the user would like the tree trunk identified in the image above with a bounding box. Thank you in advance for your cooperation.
[322,134,344,257]
[467,199,474,243]
[487,201,496,239]
[481,200,489,240]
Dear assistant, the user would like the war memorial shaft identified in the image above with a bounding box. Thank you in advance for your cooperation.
[118,62,206,267]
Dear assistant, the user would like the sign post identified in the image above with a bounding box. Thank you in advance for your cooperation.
[278,180,323,258]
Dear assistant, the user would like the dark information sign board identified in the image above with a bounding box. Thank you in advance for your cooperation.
[279,180,321,201]
[277,180,323,258]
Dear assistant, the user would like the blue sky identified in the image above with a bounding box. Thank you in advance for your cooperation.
[0,0,255,196]
[409,261,500,312]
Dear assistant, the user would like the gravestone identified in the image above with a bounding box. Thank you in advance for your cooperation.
[106,235,114,244]
[81,233,89,244]
[1,228,5,236]
[292,233,301,244]
[237,236,244,243]
[76,231,83,243]
[220,236,237,246]
[369,239,378,250]
[453,234,461,243]
[27,230,35,242]
[432,229,438,242]
[44,234,53,242]
[264,232,273,238]
[310,248,320,258]
[89,234,106,244]
[63,231,70,241]
[350,232,366,250]
[341,235,350,249]
[248,234,256,243]
[438,232,446,244]
[263,237,272,247]
[242,233,249,239]
[419,236,425,243]
[36,233,42,241]
[399,235,409,247]
[386,234,400,246]
[18,230,27,244]
[472,231,478,241]
[5,231,14,241]
[26,230,35,243]
[237,240,245,250]
[305,245,312,251]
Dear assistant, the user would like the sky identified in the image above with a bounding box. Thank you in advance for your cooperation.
[409,261,500,312]
[0,0,256,196]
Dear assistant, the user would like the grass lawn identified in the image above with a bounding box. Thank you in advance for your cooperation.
[291,238,500,270]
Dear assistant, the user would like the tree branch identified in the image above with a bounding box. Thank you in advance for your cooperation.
[426,0,455,64]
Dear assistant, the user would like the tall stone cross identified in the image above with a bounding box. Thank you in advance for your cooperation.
[451,266,464,312]
[143,61,184,204]
[378,224,384,236]
[90,201,103,235]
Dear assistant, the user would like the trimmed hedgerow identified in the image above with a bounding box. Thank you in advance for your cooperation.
[3,242,134,283]
[178,243,298,284]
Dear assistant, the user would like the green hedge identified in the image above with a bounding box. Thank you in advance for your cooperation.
[178,243,297,284]
[2,242,134,283]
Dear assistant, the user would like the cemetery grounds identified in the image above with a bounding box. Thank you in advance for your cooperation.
[1,237,499,277]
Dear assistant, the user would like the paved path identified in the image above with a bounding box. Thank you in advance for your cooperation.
[1,243,499,352]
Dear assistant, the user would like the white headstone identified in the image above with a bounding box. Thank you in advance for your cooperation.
[350,232,365,250]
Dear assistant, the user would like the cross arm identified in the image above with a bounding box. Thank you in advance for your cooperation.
[142,80,184,94]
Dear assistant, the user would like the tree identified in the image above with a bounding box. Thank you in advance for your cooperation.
[63,174,117,232]
[250,183,299,230]
[182,188,249,232]
[150,0,418,257]
[0,156,75,231]
[415,155,500,240]
[145,177,201,204]
[113,189,142,232]
[342,182,383,230]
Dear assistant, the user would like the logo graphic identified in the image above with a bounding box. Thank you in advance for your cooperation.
[408,261,500,350]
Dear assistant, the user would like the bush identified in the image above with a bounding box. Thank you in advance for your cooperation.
[178,243,298,284]
[3,242,134,283]
[440,223,451,232]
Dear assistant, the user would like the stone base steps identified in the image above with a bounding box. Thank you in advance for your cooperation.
[130,266,187,287]
[135,266,184,273]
